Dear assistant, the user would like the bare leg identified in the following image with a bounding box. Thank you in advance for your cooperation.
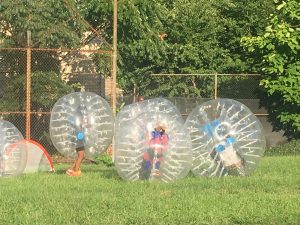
[73,150,85,172]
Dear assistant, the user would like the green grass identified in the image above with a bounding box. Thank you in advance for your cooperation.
[0,156,299,225]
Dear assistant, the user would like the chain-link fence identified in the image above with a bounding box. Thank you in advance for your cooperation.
[0,47,112,155]
[121,73,265,115]
[145,73,261,99]
[1,47,284,154]
[0,0,117,156]
[119,73,284,147]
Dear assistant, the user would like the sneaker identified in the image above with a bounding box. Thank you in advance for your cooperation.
[66,169,81,177]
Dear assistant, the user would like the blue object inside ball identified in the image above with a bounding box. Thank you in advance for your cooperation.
[76,131,85,140]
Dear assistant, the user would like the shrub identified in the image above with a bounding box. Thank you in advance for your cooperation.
[265,139,300,156]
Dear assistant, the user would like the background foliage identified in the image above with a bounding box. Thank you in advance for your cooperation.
[1,0,299,139]
[0,0,85,48]
[242,0,300,138]
[0,0,84,111]
[80,0,275,97]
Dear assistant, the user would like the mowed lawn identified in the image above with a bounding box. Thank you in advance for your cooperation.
[0,156,299,225]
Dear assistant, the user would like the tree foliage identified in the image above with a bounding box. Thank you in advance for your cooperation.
[0,71,73,112]
[81,0,274,97]
[0,0,88,113]
[0,0,278,100]
[242,0,300,138]
[0,0,84,48]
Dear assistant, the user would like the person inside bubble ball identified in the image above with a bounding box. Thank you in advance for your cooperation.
[66,104,91,177]
[140,122,169,179]
[210,135,245,175]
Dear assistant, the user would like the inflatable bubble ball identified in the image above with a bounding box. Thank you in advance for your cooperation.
[184,98,266,177]
[115,98,192,182]
[0,120,27,177]
[49,92,114,158]
[115,97,184,137]
[117,97,183,122]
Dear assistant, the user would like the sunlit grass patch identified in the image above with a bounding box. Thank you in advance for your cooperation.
[0,156,299,225]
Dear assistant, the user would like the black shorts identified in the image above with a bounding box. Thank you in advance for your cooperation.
[76,140,85,151]
[76,146,85,152]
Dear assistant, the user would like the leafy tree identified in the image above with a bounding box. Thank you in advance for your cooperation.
[217,0,275,72]
[158,0,275,98]
[0,0,87,111]
[0,0,87,143]
[0,71,73,141]
[0,71,73,112]
[80,0,275,97]
[1,0,277,99]
[0,0,84,48]
[78,0,168,96]
[242,0,300,138]
[116,0,168,96]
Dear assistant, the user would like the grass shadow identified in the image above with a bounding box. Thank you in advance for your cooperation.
[52,162,121,180]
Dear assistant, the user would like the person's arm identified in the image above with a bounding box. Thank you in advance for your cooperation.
[161,133,169,151]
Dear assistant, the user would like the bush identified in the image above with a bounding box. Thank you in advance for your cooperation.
[265,139,300,156]
[96,153,114,167]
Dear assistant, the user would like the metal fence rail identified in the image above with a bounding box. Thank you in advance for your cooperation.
[151,73,262,99]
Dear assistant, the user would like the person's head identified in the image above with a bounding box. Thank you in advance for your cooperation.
[155,122,167,132]
[160,124,167,133]
[154,126,161,132]
[137,96,144,102]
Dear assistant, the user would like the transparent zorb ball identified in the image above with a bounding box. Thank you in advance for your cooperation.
[115,97,183,130]
[115,98,192,182]
[49,92,114,158]
[0,120,27,177]
[184,98,266,177]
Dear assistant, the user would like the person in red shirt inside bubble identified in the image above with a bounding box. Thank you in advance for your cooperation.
[140,122,169,179]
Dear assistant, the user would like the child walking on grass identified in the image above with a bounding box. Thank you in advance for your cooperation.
[66,147,85,177]
[66,104,90,177]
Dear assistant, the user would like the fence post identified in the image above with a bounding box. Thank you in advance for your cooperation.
[112,0,118,116]
[111,0,118,161]
[214,73,218,99]
[26,31,31,140]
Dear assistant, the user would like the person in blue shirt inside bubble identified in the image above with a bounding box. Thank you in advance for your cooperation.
[204,119,245,175]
